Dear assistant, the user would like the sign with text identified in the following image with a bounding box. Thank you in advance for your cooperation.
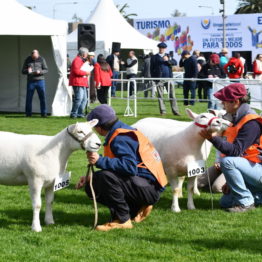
[187,160,205,177]
[54,172,71,192]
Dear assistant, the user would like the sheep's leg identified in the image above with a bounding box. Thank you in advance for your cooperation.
[193,176,200,196]
[177,176,185,198]
[187,176,196,210]
[170,178,181,213]
[28,178,43,232]
[45,184,55,225]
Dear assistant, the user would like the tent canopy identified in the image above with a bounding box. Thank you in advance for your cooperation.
[0,0,70,116]
[67,0,158,56]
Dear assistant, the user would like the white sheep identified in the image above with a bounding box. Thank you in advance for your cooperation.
[0,120,101,232]
[132,109,230,213]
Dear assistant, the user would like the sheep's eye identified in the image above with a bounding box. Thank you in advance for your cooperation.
[200,115,207,119]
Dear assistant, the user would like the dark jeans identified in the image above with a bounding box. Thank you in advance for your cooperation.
[111,71,119,97]
[127,73,137,96]
[26,80,47,116]
[85,170,161,223]
[97,86,110,104]
[183,80,197,106]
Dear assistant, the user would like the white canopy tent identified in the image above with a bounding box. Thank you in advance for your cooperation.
[0,0,71,116]
[67,0,158,59]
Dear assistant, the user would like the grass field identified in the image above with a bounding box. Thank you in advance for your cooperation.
[1,90,262,262]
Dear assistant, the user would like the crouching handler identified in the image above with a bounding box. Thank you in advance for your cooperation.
[199,83,262,212]
[76,104,167,231]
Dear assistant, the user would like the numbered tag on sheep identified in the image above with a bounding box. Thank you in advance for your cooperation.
[187,160,205,177]
[54,171,71,192]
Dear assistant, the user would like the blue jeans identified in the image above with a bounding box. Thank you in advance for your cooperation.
[183,80,196,105]
[207,87,217,109]
[219,157,262,208]
[26,80,47,116]
[111,71,119,97]
[71,86,88,118]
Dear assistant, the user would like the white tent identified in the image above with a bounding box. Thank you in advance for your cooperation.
[0,0,71,116]
[67,0,158,58]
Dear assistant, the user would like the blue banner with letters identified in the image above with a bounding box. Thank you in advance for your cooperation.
[134,14,262,61]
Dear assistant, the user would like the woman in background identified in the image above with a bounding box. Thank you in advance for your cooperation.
[253,54,262,80]
[94,54,113,104]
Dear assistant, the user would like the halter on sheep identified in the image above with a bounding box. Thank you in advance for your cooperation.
[132,108,231,213]
[0,120,101,232]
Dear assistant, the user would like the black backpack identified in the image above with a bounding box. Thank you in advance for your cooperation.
[228,64,237,74]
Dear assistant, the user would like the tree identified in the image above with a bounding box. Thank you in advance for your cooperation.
[116,3,137,20]
[171,9,186,17]
[235,0,262,14]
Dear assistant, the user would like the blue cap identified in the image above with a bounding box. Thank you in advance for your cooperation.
[157,42,167,48]
[181,50,190,56]
[87,105,117,126]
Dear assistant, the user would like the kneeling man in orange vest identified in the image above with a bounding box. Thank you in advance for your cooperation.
[76,104,167,231]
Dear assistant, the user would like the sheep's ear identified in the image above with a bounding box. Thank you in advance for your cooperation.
[186,108,198,120]
[208,109,217,116]
[89,119,99,128]
[72,122,79,133]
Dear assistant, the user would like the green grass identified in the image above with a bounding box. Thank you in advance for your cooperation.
[0,89,262,262]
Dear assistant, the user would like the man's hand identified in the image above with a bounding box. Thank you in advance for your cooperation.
[87,151,99,165]
[199,129,214,140]
[75,176,87,189]
[163,55,169,61]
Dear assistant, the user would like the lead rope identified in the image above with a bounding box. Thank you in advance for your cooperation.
[204,140,214,210]
[86,164,98,229]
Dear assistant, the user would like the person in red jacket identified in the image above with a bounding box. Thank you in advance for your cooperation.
[69,47,90,118]
[253,54,262,80]
[223,52,244,80]
[94,54,113,104]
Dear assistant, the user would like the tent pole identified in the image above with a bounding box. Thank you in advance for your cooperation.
[17,36,22,111]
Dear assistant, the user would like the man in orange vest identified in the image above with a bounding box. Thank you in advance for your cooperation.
[76,104,167,231]
[199,83,262,212]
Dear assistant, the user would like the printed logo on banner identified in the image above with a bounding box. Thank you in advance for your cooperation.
[201,19,211,29]
[258,17,262,25]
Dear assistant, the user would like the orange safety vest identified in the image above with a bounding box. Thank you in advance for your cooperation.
[104,128,168,187]
[221,114,262,163]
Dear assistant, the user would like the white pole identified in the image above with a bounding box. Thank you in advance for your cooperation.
[134,80,137,117]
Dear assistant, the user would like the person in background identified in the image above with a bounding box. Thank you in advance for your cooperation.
[67,54,72,75]
[169,51,177,67]
[106,48,121,97]
[69,47,90,119]
[88,52,97,103]
[150,42,180,116]
[224,52,244,80]
[94,54,112,104]
[22,49,48,117]
[179,50,198,106]
[141,53,155,98]
[253,54,262,80]
[198,53,226,109]
[125,50,138,96]
[199,83,262,212]
[219,48,229,68]
[196,53,206,102]
[76,104,167,231]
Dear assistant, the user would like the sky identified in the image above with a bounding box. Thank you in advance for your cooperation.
[16,0,240,21]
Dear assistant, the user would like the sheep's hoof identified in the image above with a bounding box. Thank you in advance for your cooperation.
[45,220,55,225]
[171,206,181,213]
[32,224,42,232]
[187,205,196,210]
[194,189,201,196]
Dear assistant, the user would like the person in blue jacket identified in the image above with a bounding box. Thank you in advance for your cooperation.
[76,104,167,231]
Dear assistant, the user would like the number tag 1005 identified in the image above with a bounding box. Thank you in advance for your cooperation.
[54,171,71,192]
[187,160,205,177]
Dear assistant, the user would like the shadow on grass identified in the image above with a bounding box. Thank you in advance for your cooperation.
[0,207,109,229]
[138,235,262,255]
[156,195,221,211]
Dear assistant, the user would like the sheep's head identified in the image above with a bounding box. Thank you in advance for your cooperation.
[68,120,101,152]
[186,108,231,133]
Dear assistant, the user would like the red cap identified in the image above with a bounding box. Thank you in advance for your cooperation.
[214,83,247,101]
[209,54,220,64]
